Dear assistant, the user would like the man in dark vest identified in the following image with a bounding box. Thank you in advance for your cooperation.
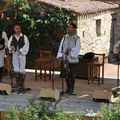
[8,24,29,92]
[0,26,8,81]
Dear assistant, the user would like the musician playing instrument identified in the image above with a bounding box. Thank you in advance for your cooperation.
[0,26,8,81]
[57,23,81,95]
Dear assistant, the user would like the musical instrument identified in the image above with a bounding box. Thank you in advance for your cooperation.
[4,50,12,74]
[62,52,70,76]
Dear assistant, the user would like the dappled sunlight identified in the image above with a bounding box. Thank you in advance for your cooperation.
[77,94,89,98]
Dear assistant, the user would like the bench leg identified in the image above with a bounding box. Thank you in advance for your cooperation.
[35,68,37,81]
[98,67,100,85]
[102,66,104,84]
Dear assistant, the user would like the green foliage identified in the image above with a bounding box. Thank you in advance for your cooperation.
[7,98,83,120]
[98,103,120,120]
[24,105,39,120]
[0,0,76,68]
[7,107,19,120]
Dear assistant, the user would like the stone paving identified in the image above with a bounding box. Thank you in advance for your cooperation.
[0,63,119,115]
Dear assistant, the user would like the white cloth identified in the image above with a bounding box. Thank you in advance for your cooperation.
[0,31,8,68]
[12,51,26,73]
[57,34,81,62]
[113,41,120,54]
[8,33,29,73]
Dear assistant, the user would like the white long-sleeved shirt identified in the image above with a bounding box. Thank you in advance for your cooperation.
[57,34,81,63]
[8,33,29,56]
[0,31,8,67]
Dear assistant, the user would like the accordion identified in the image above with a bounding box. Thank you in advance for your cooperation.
[0,38,5,50]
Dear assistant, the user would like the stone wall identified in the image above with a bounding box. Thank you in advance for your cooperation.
[77,11,113,56]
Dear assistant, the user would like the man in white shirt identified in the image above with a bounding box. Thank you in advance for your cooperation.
[8,24,29,92]
[57,23,81,95]
[0,26,8,81]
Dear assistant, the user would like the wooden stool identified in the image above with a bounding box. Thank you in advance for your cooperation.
[88,53,105,85]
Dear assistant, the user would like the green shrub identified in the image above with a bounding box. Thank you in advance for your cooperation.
[98,103,120,120]
[7,97,83,120]
[7,107,19,120]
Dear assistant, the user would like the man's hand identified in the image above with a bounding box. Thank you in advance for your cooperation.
[11,46,15,51]
[66,48,71,55]
[18,51,21,56]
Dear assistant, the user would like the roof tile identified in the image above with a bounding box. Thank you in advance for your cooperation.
[38,0,119,14]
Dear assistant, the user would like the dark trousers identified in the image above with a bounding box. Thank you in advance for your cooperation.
[0,67,3,81]
[66,64,75,94]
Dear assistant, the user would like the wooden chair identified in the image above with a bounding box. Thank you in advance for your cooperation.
[35,50,52,81]
[88,53,105,85]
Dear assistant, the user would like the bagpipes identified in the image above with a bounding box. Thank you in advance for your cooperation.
[61,52,70,78]
[4,49,12,75]
[0,36,12,74]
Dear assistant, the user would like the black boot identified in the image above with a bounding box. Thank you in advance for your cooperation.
[65,73,71,94]
[69,69,75,95]
[13,72,20,89]
[70,79,75,94]
[18,74,25,93]
[65,78,70,94]
[0,67,3,82]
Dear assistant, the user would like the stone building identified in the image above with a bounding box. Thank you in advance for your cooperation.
[38,0,119,58]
